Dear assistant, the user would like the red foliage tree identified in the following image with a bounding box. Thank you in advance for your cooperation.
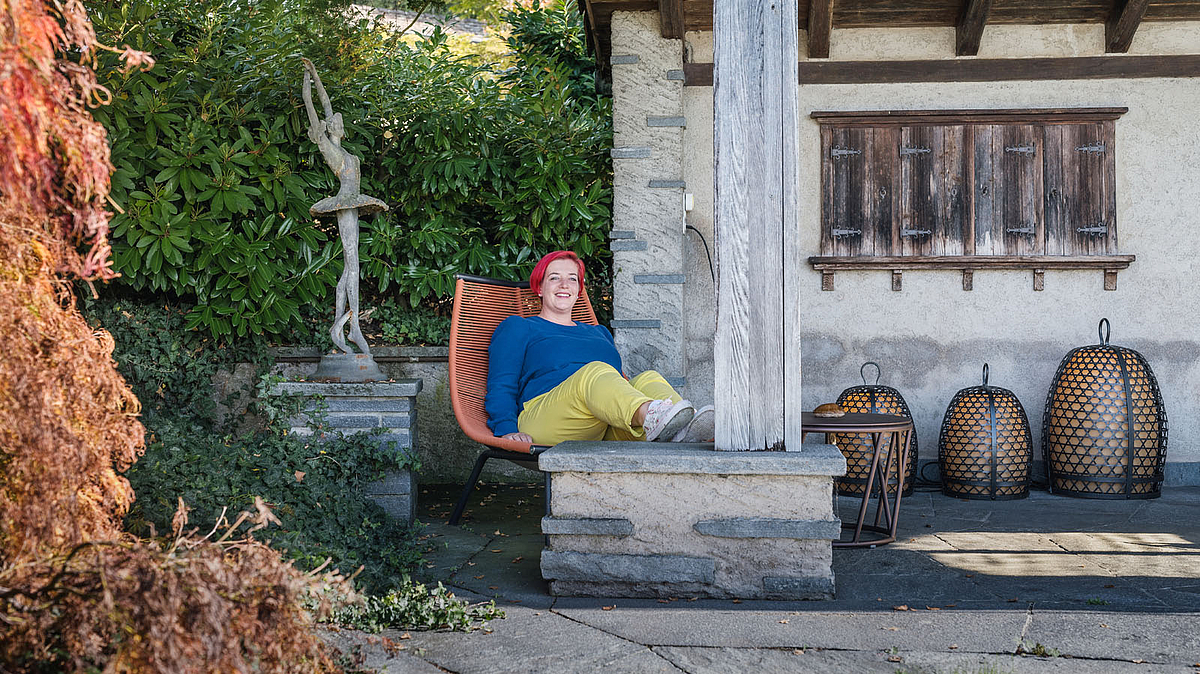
[0,2,348,670]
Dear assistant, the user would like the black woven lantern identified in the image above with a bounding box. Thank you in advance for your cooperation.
[829,362,919,497]
[1043,318,1167,499]
[938,364,1032,500]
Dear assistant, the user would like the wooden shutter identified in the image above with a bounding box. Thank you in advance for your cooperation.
[822,126,897,256]
[974,124,1044,255]
[1044,122,1116,255]
[898,125,967,256]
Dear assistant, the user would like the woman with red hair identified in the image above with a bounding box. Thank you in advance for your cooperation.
[485,251,714,445]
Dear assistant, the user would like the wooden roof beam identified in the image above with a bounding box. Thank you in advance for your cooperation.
[956,0,994,56]
[659,0,684,39]
[808,0,833,58]
[1107,0,1150,53]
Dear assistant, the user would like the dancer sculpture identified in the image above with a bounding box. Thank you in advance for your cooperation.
[301,57,386,357]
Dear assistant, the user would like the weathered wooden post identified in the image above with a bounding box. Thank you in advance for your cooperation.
[713,0,803,451]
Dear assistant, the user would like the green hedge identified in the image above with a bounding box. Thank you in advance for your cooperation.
[82,297,421,592]
[89,0,612,340]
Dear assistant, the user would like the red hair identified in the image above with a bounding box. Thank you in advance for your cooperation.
[529,251,585,295]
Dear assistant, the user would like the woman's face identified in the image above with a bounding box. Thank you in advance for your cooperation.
[540,258,581,315]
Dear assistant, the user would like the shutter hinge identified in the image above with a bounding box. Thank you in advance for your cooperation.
[1005,145,1035,155]
[831,228,862,238]
[901,228,932,237]
[1076,225,1108,235]
[900,146,931,157]
[1076,143,1106,154]
[831,147,861,158]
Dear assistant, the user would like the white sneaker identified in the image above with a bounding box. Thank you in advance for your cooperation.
[642,399,695,442]
[671,405,715,443]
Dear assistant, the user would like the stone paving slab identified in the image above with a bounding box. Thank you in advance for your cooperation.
[447,533,553,609]
[1024,611,1200,665]
[654,646,1199,673]
[391,603,655,674]
[318,628,445,673]
[550,601,1028,653]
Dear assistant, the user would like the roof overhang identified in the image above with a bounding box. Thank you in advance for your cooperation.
[578,0,1200,74]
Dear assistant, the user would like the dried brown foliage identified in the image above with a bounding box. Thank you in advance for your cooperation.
[0,499,355,672]
[0,2,346,671]
[0,202,143,558]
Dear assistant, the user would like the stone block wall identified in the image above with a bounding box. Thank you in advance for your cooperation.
[269,347,536,484]
[539,442,846,599]
[271,380,421,523]
[610,12,689,390]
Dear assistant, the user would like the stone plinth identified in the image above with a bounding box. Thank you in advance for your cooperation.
[270,380,421,523]
[539,442,846,599]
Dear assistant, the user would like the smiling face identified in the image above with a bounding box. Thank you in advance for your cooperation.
[538,258,581,318]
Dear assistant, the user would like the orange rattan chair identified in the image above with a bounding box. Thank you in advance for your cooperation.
[447,273,599,524]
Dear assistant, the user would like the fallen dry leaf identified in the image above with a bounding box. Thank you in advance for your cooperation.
[657,599,670,604]
[1008,598,1019,602]
[474,575,485,579]
[792,649,805,655]
[1100,623,1110,628]
[949,644,958,650]
[488,586,499,590]
[965,574,974,578]
[294,470,305,482]
[732,599,742,604]
[888,656,902,663]
[688,597,698,602]
[602,605,615,611]
[490,549,502,553]
[778,619,790,624]
[400,633,411,640]
[1133,660,1145,664]
[511,556,524,563]
[944,604,957,608]
[925,606,940,611]
[892,605,910,611]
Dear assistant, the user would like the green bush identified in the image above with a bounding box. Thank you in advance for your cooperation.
[125,413,421,593]
[333,581,504,632]
[89,0,613,340]
[82,297,421,591]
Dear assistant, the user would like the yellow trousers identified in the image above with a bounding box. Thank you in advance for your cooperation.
[517,361,682,444]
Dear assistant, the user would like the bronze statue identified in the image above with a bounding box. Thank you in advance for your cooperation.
[301,57,387,357]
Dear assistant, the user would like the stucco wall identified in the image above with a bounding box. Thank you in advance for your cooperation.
[634,18,1200,481]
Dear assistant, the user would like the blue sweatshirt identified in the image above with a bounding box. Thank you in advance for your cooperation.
[485,316,622,436]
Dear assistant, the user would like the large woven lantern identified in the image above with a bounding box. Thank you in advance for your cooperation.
[830,362,919,497]
[1043,318,1167,499]
[938,364,1032,500]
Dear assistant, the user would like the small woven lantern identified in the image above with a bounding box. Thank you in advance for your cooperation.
[1043,318,1167,499]
[830,362,919,497]
[938,364,1032,500]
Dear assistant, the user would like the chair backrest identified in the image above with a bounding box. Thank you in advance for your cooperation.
[448,274,599,454]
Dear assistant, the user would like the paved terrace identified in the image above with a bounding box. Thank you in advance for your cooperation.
[328,482,1200,673]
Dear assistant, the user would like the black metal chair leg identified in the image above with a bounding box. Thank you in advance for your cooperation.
[449,451,493,525]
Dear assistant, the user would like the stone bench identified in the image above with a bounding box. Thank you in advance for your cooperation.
[539,441,846,599]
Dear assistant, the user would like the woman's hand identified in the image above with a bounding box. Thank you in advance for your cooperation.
[501,432,534,443]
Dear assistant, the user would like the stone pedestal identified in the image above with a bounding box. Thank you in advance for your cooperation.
[271,380,421,523]
[539,442,846,599]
